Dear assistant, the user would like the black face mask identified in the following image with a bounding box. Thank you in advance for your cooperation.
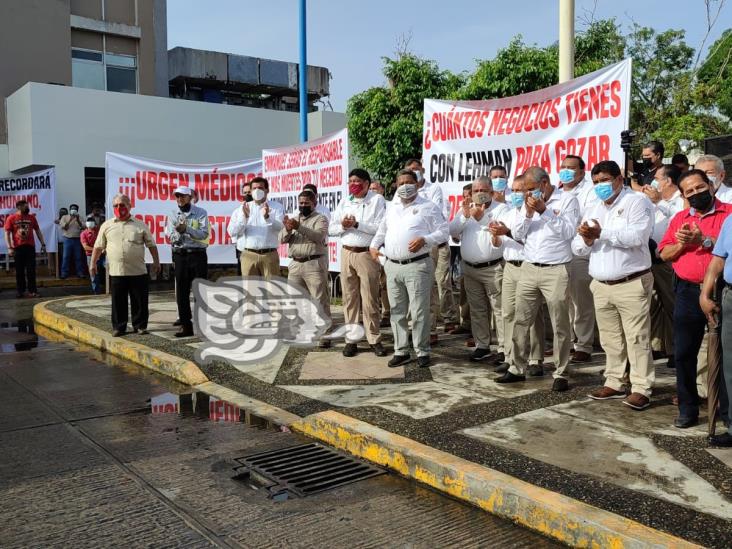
[180,202,192,213]
[299,206,313,217]
[244,194,253,202]
[688,191,714,212]
[21,207,30,214]
[642,158,654,170]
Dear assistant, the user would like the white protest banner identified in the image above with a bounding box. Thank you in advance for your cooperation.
[0,167,56,253]
[262,128,349,272]
[105,153,261,264]
[423,59,632,221]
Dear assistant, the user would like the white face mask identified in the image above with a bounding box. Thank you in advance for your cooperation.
[413,170,424,183]
[397,183,418,200]
[85,221,95,228]
[252,188,266,202]
[69,209,78,215]
[708,175,720,190]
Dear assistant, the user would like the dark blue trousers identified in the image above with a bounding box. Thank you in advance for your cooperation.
[673,279,706,420]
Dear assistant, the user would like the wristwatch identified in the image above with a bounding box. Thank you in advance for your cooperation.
[702,235,714,249]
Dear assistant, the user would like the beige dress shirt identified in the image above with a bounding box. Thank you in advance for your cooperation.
[280,212,328,258]
[94,217,157,276]
[59,214,83,238]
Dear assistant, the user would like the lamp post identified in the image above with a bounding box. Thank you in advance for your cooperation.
[559,0,575,83]
[299,0,308,143]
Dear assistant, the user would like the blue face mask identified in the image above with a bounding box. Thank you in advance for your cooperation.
[531,189,543,200]
[594,181,615,202]
[491,177,508,192]
[510,193,525,209]
[558,168,576,184]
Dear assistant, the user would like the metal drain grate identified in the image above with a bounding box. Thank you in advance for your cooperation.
[232,443,384,498]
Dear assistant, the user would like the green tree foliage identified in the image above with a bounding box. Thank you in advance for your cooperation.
[698,29,732,120]
[347,19,731,179]
[346,55,464,185]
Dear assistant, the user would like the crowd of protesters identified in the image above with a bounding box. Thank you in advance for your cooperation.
[4,140,732,448]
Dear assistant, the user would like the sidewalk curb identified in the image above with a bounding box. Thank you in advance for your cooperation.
[33,299,208,386]
[291,411,702,549]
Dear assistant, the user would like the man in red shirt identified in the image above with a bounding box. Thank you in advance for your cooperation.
[4,199,47,298]
[658,169,732,428]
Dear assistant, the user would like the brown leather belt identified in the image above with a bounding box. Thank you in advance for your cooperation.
[343,245,369,253]
[530,262,565,268]
[464,258,502,269]
[245,248,277,254]
[437,242,448,249]
[291,255,323,263]
[597,268,651,286]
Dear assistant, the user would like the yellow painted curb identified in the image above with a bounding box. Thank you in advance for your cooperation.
[33,299,208,386]
[291,410,702,549]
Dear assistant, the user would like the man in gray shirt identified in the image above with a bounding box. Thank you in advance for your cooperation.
[165,186,209,337]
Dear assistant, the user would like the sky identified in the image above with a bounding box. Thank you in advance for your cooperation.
[167,0,731,112]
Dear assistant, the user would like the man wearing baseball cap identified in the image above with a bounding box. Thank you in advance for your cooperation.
[165,186,210,337]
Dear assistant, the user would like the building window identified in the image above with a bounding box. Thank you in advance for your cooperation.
[71,49,138,93]
[105,53,137,94]
[72,48,104,90]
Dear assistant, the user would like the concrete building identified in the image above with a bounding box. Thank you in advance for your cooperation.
[0,0,345,214]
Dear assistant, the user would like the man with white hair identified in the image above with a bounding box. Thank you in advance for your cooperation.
[696,154,730,203]
[498,166,580,392]
[90,194,160,337]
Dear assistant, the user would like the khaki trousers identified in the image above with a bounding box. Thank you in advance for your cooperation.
[502,262,545,365]
[288,256,331,323]
[430,245,458,331]
[241,250,280,278]
[385,256,434,357]
[457,276,471,329]
[510,263,571,379]
[567,256,596,353]
[341,248,382,344]
[591,272,655,396]
[650,262,675,356]
[379,265,390,316]
[463,261,503,351]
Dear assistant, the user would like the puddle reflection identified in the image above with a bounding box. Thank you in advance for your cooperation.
[149,392,279,430]
[0,319,41,352]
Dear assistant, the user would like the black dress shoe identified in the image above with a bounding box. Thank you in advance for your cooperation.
[709,432,732,447]
[495,372,526,383]
[552,378,570,392]
[470,348,493,362]
[494,363,509,374]
[112,329,126,337]
[175,326,195,338]
[417,356,431,368]
[528,363,544,377]
[173,319,182,327]
[343,343,358,357]
[372,342,387,357]
[674,416,698,429]
[489,352,505,365]
[388,354,411,367]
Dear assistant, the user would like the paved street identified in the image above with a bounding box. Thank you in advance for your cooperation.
[38,290,732,547]
[0,291,557,548]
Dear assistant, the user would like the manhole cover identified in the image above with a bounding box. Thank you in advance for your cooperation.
[232,443,384,498]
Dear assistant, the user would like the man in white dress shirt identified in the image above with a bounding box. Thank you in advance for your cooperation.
[696,154,731,203]
[490,174,546,375]
[370,169,448,368]
[330,168,387,357]
[643,165,683,366]
[558,155,598,364]
[573,160,655,410]
[450,176,507,362]
[406,158,458,341]
[227,177,284,278]
[497,166,580,392]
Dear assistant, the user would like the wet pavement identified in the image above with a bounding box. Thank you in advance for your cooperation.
[1,291,557,548]
[41,292,732,547]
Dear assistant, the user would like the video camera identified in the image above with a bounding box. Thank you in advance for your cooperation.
[620,130,637,186]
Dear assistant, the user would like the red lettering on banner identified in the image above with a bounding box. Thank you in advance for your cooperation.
[278,243,288,261]
[515,143,552,174]
[328,241,338,264]
[207,215,232,245]
[565,80,623,125]
[135,214,167,244]
[554,134,611,171]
